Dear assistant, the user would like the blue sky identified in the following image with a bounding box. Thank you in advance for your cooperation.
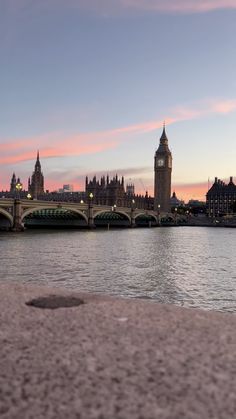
[0,0,236,200]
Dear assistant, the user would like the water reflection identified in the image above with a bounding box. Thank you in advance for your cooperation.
[0,227,236,312]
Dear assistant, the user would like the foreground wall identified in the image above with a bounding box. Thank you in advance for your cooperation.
[0,282,235,419]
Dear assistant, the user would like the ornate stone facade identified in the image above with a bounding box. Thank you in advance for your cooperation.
[85,175,153,210]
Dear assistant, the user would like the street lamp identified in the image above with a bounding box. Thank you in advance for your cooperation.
[186,210,189,223]
[130,199,136,227]
[80,200,84,204]
[88,192,94,228]
[174,207,177,225]
[27,193,32,200]
[15,182,22,199]
[113,204,117,211]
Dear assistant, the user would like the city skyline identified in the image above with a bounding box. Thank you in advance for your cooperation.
[1,1,236,200]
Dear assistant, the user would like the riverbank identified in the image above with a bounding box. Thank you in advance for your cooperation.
[0,282,236,419]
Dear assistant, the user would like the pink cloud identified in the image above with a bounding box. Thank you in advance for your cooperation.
[63,0,236,14]
[7,0,236,15]
[120,0,236,13]
[0,121,167,166]
[172,98,236,122]
[1,97,236,167]
[209,99,236,114]
[0,138,118,165]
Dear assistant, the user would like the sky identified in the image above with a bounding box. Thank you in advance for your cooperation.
[0,0,236,201]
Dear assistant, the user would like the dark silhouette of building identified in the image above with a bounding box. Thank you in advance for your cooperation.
[28,151,44,198]
[9,174,22,195]
[170,191,183,208]
[154,124,172,212]
[10,173,17,193]
[126,183,135,196]
[206,176,236,216]
[85,175,153,209]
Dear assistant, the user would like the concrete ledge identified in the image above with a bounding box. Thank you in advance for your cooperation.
[0,282,236,419]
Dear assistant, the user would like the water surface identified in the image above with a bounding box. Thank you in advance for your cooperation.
[0,227,235,312]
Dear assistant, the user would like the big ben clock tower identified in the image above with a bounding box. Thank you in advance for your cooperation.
[154,124,172,213]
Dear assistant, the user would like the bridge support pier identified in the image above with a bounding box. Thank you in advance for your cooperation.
[88,204,95,229]
[131,217,136,228]
[12,200,24,232]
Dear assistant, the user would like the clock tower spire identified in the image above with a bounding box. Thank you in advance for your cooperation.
[154,124,172,213]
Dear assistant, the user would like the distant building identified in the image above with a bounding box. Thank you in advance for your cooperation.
[63,184,74,192]
[28,151,44,198]
[170,191,183,208]
[58,185,74,193]
[206,176,236,216]
[126,183,135,196]
[187,199,206,215]
[154,124,172,212]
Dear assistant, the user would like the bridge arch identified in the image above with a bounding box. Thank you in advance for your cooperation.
[21,206,88,224]
[93,209,131,223]
[0,208,14,227]
[160,214,175,224]
[134,212,157,223]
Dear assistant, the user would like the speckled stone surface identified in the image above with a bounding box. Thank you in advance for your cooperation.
[0,282,236,419]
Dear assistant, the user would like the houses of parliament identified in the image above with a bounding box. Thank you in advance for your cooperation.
[3,126,235,214]
[3,126,174,212]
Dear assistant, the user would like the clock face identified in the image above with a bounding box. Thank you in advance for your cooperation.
[157,158,164,167]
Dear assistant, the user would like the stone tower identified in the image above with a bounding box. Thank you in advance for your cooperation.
[29,151,44,198]
[154,124,172,212]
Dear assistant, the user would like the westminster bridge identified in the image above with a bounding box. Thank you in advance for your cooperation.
[0,198,175,231]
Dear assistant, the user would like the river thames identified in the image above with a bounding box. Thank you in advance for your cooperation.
[0,227,236,313]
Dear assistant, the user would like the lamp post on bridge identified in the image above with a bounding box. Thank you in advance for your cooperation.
[13,182,24,231]
[15,182,22,199]
[131,199,135,228]
[157,204,161,226]
[186,210,189,224]
[88,192,95,228]
[174,207,178,225]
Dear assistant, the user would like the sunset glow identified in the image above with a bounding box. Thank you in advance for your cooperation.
[0,1,235,202]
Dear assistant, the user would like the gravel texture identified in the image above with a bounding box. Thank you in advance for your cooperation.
[0,282,236,419]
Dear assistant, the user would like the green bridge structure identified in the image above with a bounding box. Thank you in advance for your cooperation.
[0,198,181,231]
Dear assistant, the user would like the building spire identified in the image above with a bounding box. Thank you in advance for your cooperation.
[160,121,168,144]
[34,150,42,174]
